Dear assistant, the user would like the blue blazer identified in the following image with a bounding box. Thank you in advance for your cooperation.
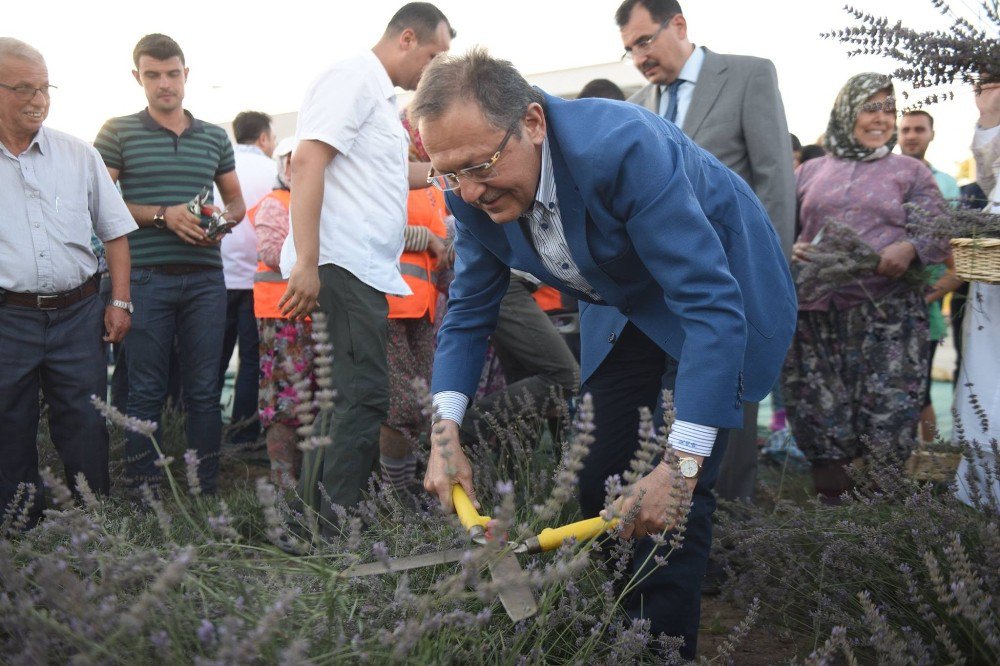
[432,92,796,429]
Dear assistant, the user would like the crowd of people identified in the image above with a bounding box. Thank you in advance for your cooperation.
[3,0,1000,659]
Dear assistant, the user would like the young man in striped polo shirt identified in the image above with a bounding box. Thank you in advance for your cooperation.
[94,33,245,495]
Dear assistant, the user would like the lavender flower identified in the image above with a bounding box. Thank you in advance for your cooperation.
[183,449,201,497]
[90,394,157,437]
[197,618,216,647]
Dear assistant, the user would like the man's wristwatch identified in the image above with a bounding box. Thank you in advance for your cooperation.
[109,299,134,315]
[152,206,167,229]
[677,456,702,479]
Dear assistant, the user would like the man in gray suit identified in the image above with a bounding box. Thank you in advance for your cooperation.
[616,0,796,502]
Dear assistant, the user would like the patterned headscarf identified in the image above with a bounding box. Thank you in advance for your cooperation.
[823,72,897,162]
[400,108,429,162]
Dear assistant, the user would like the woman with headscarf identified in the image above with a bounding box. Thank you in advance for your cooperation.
[783,73,949,502]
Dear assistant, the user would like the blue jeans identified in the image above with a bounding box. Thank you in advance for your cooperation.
[579,323,729,660]
[219,289,260,443]
[99,274,181,412]
[0,293,109,526]
[124,268,226,492]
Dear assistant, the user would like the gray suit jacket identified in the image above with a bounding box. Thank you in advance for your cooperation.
[629,48,796,258]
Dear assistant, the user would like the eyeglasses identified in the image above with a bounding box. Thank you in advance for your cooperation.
[621,15,675,61]
[426,126,516,192]
[859,96,897,114]
[0,83,57,100]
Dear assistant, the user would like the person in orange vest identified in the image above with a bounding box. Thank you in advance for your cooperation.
[380,113,451,492]
[249,137,315,488]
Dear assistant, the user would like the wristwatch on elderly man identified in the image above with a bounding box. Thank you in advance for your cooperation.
[109,299,134,315]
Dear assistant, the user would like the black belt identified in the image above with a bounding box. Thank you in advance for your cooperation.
[148,264,218,275]
[0,275,99,310]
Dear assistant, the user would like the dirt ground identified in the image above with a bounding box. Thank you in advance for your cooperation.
[698,595,809,664]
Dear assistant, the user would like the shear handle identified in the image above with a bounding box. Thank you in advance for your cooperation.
[452,485,490,542]
[518,516,620,554]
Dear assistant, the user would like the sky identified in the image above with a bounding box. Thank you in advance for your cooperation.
[6,0,993,176]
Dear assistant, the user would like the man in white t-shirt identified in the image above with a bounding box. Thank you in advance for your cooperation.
[279,2,454,523]
[219,111,276,445]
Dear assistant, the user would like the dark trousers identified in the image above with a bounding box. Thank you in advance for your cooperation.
[579,324,728,660]
[124,268,226,492]
[0,294,110,525]
[462,275,579,439]
[299,264,389,524]
[219,289,260,443]
[714,401,758,502]
[99,275,180,413]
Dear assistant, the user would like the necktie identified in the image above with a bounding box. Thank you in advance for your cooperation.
[664,78,684,124]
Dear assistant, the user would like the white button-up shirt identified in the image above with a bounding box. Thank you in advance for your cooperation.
[280,50,411,296]
[220,144,275,290]
[0,126,136,293]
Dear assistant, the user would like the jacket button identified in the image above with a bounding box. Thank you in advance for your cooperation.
[608,333,617,343]
[623,306,632,314]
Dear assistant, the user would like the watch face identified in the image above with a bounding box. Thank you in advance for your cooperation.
[678,458,700,478]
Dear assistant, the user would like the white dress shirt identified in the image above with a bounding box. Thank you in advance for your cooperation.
[280,50,411,296]
[434,138,719,457]
[658,45,706,129]
[220,144,275,290]
[0,126,136,293]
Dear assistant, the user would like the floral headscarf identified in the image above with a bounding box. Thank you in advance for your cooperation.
[823,72,897,162]
[400,108,429,162]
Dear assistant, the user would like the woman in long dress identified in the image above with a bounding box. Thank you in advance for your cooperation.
[784,73,949,502]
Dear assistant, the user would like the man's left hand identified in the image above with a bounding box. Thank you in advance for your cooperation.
[601,458,699,540]
[103,305,131,343]
[876,241,917,279]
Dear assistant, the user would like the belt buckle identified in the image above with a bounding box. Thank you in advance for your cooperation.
[37,294,59,310]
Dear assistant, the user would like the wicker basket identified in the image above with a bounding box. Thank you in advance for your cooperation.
[951,237,1000,284]
[904,447,963,483]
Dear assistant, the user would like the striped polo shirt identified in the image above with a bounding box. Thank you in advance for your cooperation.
[94,109,235,268]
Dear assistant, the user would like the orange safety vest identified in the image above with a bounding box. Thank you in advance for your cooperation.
[249,189,295,320]
[387,188,448,321]
[532,285,563,312]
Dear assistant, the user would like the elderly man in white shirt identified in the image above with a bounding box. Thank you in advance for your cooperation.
[278,2,454,524]
[0,37,136,527]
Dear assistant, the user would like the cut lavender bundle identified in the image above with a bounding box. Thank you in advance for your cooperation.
[824,2,1000,110]
[796,221,932,303]
[906,202,1000,240]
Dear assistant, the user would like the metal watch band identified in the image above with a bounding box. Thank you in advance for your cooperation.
[110,299,133,314]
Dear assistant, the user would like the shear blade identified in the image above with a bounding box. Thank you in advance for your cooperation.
[339,548,469,578]
[489,552,538,622]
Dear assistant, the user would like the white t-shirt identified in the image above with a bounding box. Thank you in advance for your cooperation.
[219,144,275,289]
[280,50,411,296]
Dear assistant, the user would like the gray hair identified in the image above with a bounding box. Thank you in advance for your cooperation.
[409,46,543,132]
[0,38,46,69]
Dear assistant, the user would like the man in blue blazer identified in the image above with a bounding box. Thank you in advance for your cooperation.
[411,48,795,658]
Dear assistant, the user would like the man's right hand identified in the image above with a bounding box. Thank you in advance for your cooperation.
[164,204,214,246]
[424,419,478,513]
[279,263,320,320]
